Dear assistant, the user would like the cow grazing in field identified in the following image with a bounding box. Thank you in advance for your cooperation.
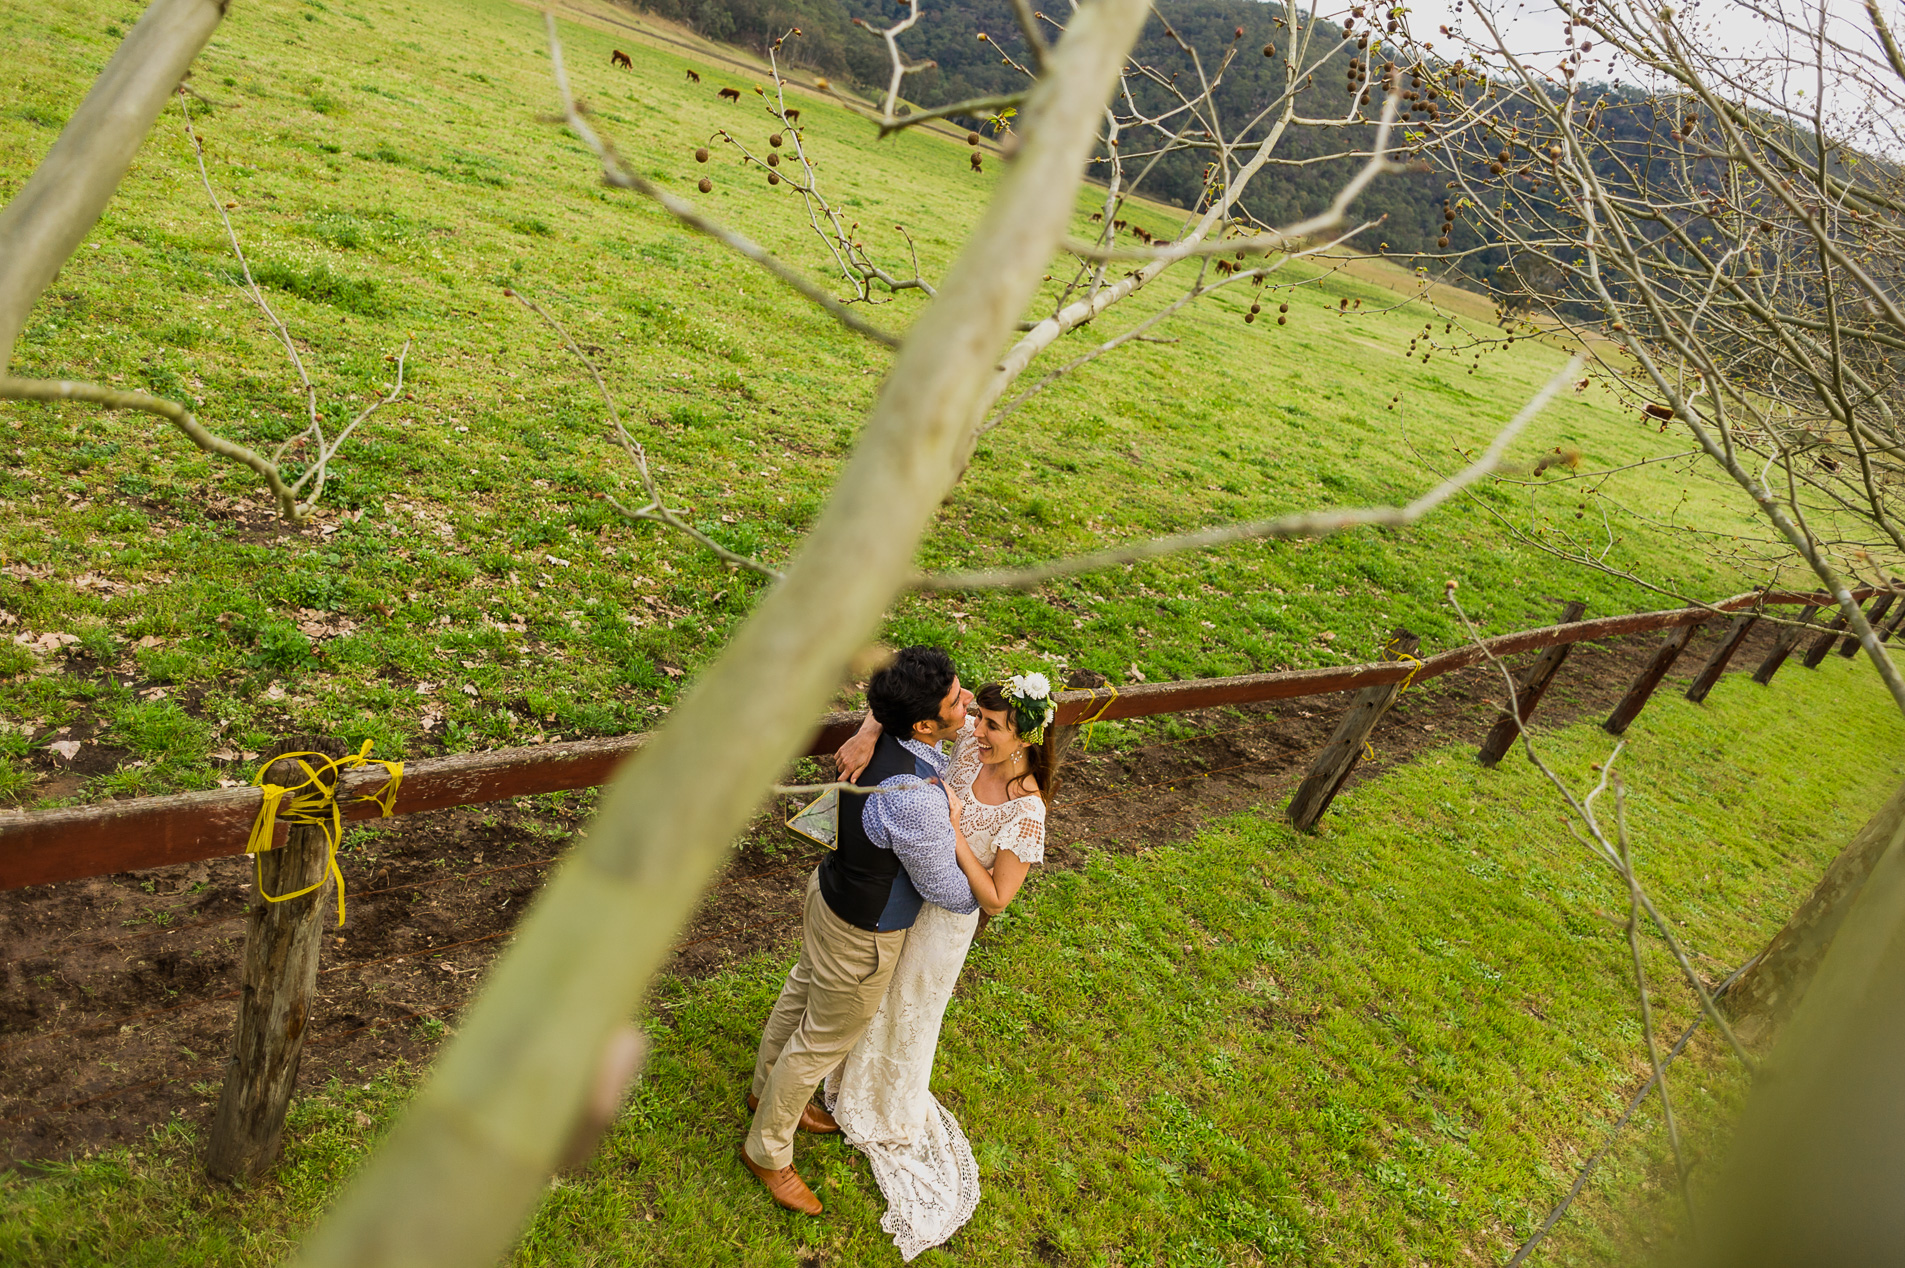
[718,86,741,102]
[783,108,800,123]
[686,68,701,83]
[610,49,632,68]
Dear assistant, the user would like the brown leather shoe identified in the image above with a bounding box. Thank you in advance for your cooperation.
[746,1092,840,1135]
[739,1144,823,1215]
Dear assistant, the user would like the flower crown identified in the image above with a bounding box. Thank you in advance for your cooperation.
[1003,672,1056,745]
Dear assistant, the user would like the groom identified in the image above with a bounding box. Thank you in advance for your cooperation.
[741,645,977,1214]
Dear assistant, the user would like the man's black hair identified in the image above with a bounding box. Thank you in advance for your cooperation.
[867,645,957,739]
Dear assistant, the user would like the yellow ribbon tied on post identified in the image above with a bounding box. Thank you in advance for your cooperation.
[245,740,403,928]
[1364,637,1427,763]
[1383,636,1426,695]
[1074,680,1120,750]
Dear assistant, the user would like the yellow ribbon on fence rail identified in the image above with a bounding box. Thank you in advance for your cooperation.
[1072,681,1120,750]
[245,741,403,928]
[1383,637,1426,695]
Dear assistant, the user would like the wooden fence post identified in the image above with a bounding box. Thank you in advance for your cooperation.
[1753,605,1818,685]
[1605,620,1702,735]
[1685,613,1759,703]
[205,737,343,1182]
[1838,593,1895,657]
[1477,601,1588,767]
[1287,631,1420,832]
[1882,601,1905,643]
[1802,609,1853,668]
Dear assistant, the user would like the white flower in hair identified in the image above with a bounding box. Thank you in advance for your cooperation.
[1008,672,1052,701]
[1004,671,1055,741]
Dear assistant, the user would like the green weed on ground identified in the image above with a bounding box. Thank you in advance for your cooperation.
[2,655,1896,1265]
[1,0,1788,804]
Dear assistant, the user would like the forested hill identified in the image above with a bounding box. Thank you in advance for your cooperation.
[845,0,1465,249]
[629,0,1472,268]
[623,0,1771,289]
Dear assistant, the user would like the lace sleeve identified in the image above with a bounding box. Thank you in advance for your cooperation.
[997,801,1046,865]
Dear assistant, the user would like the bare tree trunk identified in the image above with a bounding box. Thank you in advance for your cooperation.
[1723,778,1905,1041]
[0,0,229,367]
[290,2,1152,1262]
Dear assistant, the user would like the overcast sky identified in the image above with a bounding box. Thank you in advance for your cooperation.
[1385,0,1903,126]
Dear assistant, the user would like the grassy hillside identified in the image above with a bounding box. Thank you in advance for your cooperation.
[2,655,1898,1264]
[0,0,1785,812]
[5,6,1901,1266]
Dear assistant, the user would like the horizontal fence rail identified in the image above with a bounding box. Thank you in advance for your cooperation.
[0,588,1869,891]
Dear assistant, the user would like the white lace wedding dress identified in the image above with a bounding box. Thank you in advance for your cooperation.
[826,723,1046,1261]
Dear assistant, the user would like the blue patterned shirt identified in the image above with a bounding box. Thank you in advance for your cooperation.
[861,737,978,916]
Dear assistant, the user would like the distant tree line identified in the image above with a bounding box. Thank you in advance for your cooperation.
[846,0,1475,264]
[626,0,889,82]
[626,0,1505,277]
[620,0,1878,308]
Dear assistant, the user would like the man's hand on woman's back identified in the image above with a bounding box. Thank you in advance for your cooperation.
[835,713,881,782]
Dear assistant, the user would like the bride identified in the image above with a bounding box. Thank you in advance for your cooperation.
[826,673,1057,1261]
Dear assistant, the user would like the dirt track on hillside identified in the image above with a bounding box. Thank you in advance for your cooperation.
[0,617,1817,1165]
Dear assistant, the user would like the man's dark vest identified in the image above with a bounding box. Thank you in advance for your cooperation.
[817,730,932,932]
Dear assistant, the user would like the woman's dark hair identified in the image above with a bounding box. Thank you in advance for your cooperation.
[974,682,1061,805]
[866,646,958,738]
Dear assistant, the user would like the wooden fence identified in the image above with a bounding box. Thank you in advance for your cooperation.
[0,585,1894,1177]
[0,586,1878,890]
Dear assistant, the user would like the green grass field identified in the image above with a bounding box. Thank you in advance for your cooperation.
[0,0,1785,807]
[2,655,1898,1265]
[5,1,1897,1263]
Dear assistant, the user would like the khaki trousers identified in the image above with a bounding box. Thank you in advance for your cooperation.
[746,869,905,1169]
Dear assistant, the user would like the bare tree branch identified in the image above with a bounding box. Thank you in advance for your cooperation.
[294,0,1154,1257]
[876,92,1029,137]
[1060,99,1408,262]
[920,355,1581,591]
[506,284,784,581]
[2,66,405,524]
[545,26,900,349]
[1421,0,1905,717]
[1614,775,1697,1234]
[712,40,937,306]
[0,0,229,366]
[1447,585,1758,1071]
[180,92,326,466]
[0,376,305,518]
[1006,0,1051,70]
